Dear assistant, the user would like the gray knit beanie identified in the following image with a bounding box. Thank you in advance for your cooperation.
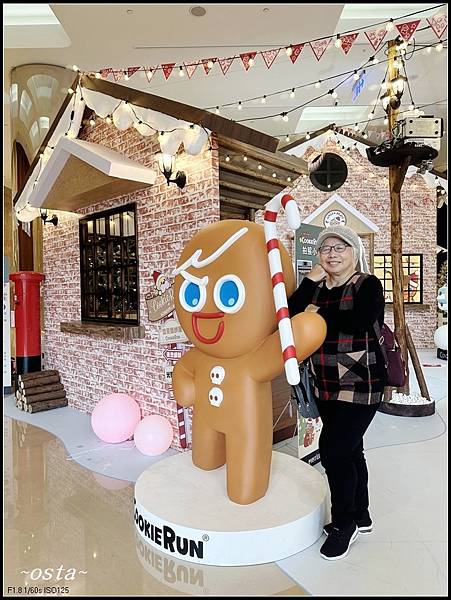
[316,225,370,274]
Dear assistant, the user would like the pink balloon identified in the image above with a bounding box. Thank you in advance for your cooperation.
[134,415,174,456]
[91,393,141,443]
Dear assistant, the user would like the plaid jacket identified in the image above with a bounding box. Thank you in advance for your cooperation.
[306,273,386,405]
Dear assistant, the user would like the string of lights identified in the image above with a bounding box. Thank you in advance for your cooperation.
[231,36,446,125]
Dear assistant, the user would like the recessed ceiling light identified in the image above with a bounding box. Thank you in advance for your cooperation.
[189,6,207,17]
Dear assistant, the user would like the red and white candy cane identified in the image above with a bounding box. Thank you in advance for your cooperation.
[264,192,301,386]
[169,342,188,449]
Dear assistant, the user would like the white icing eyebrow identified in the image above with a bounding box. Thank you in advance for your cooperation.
[180,270,208,286]
[172,227,248,275]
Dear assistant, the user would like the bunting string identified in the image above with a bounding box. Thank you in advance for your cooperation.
[86,7,446,83]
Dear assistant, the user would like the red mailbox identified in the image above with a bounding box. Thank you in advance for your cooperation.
[9,271,45,375]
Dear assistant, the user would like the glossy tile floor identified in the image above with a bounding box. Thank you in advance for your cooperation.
[4,350,447,596]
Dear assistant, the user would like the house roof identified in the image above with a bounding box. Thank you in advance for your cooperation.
[14,74,308,221]
[302,193,379,233]
[28,137,157,212]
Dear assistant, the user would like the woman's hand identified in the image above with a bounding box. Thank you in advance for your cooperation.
[305,304,320,313]
[306,264,327,283]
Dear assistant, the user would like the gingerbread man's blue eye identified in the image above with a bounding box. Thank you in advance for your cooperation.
[179,280,206,312]
[213,275,245,314]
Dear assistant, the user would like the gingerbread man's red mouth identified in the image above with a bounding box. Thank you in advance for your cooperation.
[192,311,225,344]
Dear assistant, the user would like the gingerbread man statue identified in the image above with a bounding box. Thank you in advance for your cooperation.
[172,194,326,505]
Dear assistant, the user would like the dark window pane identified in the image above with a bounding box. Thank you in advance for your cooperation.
[80,204,138,323]
[310,153,348,192]
[96,217,106,239]
[112,241,122,265]
[123,210,135,237]
[96,242,107,268]
[109,213,121,237]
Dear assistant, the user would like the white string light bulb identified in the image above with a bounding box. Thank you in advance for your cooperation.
[315,80,322,89]
[179,66,185,77]
[386,18,394,32]
[353,70,359,81]
[282,113,289,122]
[238,101,242,110]
[436,41,444,52]
[290,88,295,98]
[261,95,267,104]
[335,34,342,48]
[285,46,293,57]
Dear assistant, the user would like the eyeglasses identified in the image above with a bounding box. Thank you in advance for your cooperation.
[318,243,350,254]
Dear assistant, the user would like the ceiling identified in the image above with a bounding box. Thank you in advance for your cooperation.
[4,3,448,188]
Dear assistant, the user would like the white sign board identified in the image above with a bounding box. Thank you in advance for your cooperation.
[3,283,11,387]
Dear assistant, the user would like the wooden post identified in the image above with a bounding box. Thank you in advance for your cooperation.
[386,39,410,396]
[405,324,431,401]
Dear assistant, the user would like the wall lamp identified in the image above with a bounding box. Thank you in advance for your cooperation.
[40,209,58,226]
[157,153,186,189]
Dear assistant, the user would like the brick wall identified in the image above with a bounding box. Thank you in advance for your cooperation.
[42,122,219,449]
[257,140,437,347]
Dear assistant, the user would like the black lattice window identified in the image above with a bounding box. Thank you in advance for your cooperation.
[79,204,139,323]
[309,152,348,192]
[374,254,423,304]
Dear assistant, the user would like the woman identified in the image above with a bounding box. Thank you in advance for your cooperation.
[288,225,386,561]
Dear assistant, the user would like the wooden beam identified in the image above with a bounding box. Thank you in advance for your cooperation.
[220,180,272,199]
[81,75,278,152]
[220,161,296,188]
[220,196,263,210]
[278,124,335,152]
[217,135,308,174]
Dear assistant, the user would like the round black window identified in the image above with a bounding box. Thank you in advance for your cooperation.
[309,152,348,192]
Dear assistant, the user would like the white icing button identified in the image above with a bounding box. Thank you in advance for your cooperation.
[210,366,225,385]
[208,387,223,407]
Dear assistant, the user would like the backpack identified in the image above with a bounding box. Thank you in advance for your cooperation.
[374,321,407,388]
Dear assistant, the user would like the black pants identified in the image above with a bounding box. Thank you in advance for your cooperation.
[317,398,381,529]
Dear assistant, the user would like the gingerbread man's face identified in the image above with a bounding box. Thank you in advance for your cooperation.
[174,220,295,359]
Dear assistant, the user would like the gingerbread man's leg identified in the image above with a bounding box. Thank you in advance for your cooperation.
[225,427,273,505]
[191,416,226,471]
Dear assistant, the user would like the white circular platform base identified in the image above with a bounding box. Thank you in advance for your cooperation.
[134,450,327,566]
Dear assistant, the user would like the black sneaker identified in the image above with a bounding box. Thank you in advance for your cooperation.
[324,515,372,536]
[319,523,358,560]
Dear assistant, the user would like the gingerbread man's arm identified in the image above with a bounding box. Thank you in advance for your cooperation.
[173,349,197,408]
[250,312,327,383]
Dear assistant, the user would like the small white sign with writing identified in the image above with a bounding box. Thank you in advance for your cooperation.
[159,317,188,344]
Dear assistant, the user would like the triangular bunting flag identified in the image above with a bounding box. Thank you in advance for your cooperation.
[202,58,217,75]
[427,13,448,39]
[218,57,234,75]
[340,33,359,54]
[161,63,176,80]
[289,43,305,64]
[261,48,280,69]
[100,68,112,80]
[112,70,124,82]
[127,66,140,79]
[183,61,200,79]
[144,67,156,83]
[365,28,387,51]
[396,19,420,41]
[239,51,257,71]
[310,38,331,61]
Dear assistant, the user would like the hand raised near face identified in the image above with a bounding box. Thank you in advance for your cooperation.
[305,264,327,283]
